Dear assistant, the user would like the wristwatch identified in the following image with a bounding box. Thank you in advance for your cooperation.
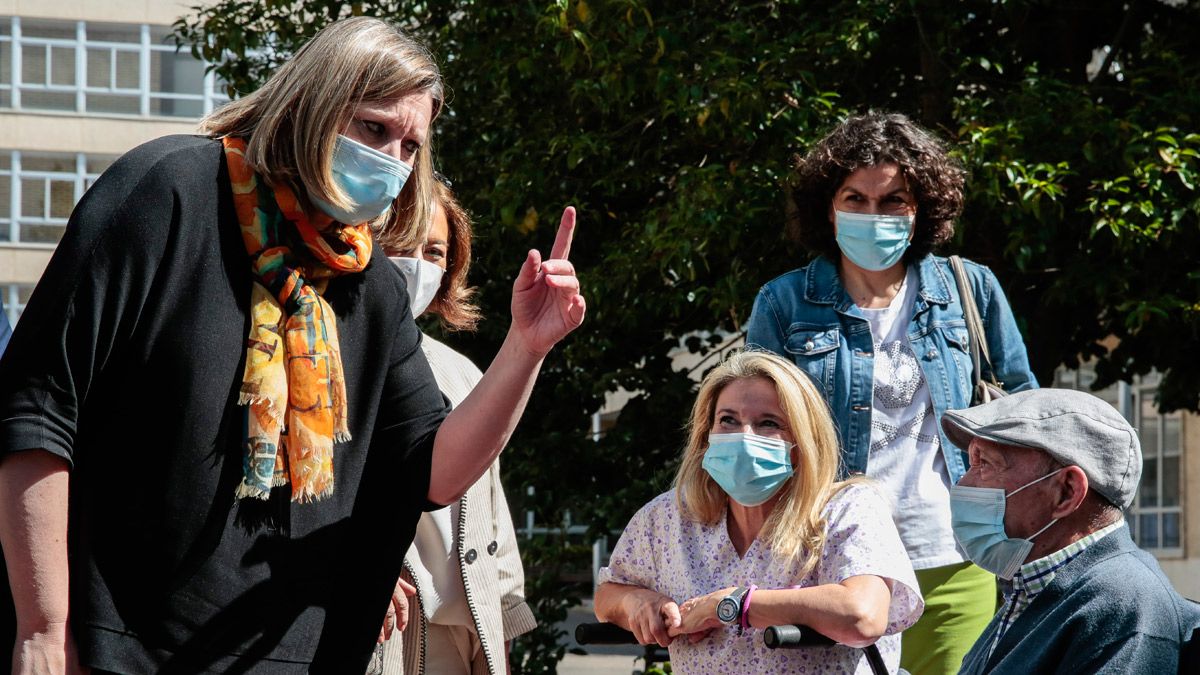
[716,586,750,626]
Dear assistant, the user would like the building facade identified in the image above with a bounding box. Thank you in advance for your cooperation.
[1055,364,1199,598]
[1,0,214,325]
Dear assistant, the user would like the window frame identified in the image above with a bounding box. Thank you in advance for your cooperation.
[3,283,34,327]
[2,149,109,247]
[0,16,228,118]
[1128,378,1185,558]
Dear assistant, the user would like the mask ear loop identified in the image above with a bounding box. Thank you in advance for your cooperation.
[1026,517,1060,541]
[1005,467,1064,499]
[1007,467,1067,542]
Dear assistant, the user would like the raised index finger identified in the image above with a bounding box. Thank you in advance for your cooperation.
[549,206,576,261]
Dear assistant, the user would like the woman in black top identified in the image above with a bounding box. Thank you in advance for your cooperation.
[0,17,584,674]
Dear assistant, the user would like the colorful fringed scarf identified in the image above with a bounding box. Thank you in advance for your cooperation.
[223,136,373,502]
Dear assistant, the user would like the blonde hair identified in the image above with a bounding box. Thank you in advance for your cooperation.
[200,17,444,252]
[674,350,857,575]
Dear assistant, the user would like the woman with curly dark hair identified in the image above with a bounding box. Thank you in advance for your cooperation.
[746,111,1037,675]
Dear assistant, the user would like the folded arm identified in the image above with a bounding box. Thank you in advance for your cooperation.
[594,582,681,648]
[673,575,893,649]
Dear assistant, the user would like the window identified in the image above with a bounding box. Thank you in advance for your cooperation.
[3,283,34,326]
[1055,364,1185,556]
[1,149,113,245]
[589,410,620,442]
[1127,374,1184,556]
[0,16,228,118]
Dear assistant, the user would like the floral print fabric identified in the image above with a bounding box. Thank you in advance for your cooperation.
[598,483,923,674]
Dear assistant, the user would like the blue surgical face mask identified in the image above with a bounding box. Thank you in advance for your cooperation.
[949,469,1063,580]
[702,433,795,507]
[834,210,915,271]
[311,134,413,224]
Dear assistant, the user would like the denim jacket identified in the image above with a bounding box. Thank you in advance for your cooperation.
[746,254,1037,483]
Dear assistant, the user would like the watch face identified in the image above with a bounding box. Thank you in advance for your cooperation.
[716,596,740,624]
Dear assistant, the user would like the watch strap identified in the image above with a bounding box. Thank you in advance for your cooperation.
[740,584,758,629]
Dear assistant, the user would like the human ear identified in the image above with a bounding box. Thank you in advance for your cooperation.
[1050,466,1090,518]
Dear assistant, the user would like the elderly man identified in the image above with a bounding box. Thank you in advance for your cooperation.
[941,388,1200,674]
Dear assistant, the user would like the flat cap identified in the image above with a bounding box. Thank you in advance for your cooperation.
[941,388,1142,509]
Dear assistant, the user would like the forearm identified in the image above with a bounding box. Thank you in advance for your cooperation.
[593,582,633,626]
[0,450,72,634]
[428,328,544,504]
[594,583,661,628]
[747,577,891,648]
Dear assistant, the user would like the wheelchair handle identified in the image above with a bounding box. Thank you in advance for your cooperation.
[763,624,837,648]
[765,625,888,675]
[576,622,886,675]
[576,622,837,648]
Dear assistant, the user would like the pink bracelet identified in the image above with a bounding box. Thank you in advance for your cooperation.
[740,584,757,629]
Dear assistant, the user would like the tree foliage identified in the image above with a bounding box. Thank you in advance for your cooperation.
[176,0,1200,670]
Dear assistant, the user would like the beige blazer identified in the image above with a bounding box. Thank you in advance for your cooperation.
[379,335,536,675]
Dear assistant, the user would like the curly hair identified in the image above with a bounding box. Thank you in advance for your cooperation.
[789,111,965,264]
[426,181,482,332]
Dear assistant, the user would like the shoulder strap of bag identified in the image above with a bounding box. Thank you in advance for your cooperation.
[949,256,1001,402]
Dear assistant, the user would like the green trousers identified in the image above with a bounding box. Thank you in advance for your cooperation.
[900,561,997,675]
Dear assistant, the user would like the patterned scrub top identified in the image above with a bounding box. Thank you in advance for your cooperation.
[597,483,924,674]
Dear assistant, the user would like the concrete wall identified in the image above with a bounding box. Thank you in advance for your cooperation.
[0,0,194,26]
[0,113,198,155]
[0,248,51,283]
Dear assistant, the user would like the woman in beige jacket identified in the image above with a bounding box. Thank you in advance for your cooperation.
[377,180,537,674]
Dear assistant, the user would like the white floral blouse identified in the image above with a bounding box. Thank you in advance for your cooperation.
[597,483,924,674]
